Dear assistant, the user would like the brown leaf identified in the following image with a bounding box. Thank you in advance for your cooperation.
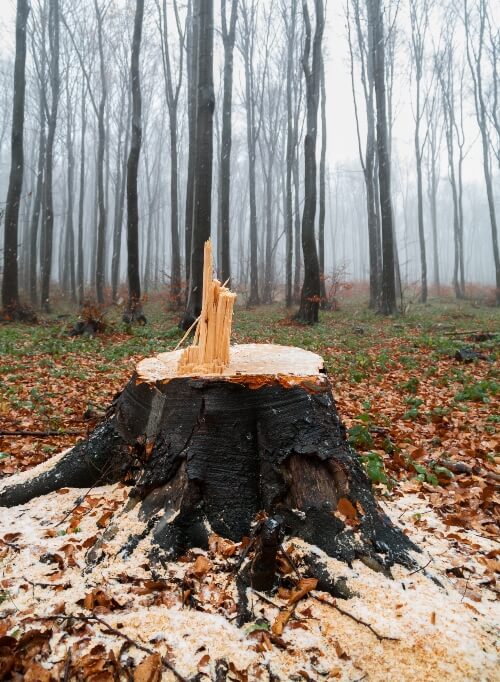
[97,511,113,529]
[271,606,295,635]
[287,578,318,605]
[189,555,212,579]
[23,662,52,681]
[336,498,359,526]
[133,653,162,682]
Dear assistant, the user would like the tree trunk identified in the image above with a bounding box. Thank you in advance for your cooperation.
[284,1,297,309]
[318,51,328,308]
[296,0,324,324]
[29,101,45,307]
[370,0,396,315]
[65,78,76,303]
[181,0,215,327]
[219,0,238,287]
[111,88,129,303]
[77,81,86,306]
[2,0,29,315]
[40,0,60,314]
[0,343,416,578]
[184,0,198,292]
[124,0,145,324]
[94,0,107,306]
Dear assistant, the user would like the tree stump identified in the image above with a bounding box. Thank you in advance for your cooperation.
[0,343,416,572]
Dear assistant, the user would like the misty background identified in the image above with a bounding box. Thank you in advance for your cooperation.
[0,0,498,314]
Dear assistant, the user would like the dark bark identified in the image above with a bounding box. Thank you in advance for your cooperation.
[284,0,297,308]
[40,0,60,314]
[219,0,238,286]
[64,78,76,303]
[184,0,198,291]
[296,0,324,324]
[369,0,396,315]
[94,0,107,305]
[2,0,29,315]
[318,52,327,308]
[124,0,145,324]
[240,1,260,306]
[181,0,215,328]
[77,80,86,306]
[0,365,417,575]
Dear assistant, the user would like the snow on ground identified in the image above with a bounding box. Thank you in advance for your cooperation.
[0,455,498,681]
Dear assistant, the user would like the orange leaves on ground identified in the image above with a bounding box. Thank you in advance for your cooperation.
[133,653,162,682]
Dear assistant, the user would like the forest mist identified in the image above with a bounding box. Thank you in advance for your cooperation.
[0,0,499,321]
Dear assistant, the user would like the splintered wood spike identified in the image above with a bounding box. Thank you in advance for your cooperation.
[178,240,237,375]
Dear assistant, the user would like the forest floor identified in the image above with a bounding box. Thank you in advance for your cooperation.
[0,296,498,680]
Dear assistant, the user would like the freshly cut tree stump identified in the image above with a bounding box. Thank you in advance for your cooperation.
[0,343,416,571]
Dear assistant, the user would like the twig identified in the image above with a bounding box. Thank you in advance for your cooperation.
[312,594,399,642]
[279,543,301,577]
[0,430,83,437]
[407,558,432,576]
[63,650,72,682]
[29,613,188,682]
[251,589,282,609]
[174,315,201,350]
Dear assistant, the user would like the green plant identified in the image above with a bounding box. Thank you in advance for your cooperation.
[348,424,374,449]
[360,451,390,487]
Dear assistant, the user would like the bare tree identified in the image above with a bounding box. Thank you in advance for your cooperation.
[369,0,396,315]
[2,0,30,315]
[409,0,430,302]
[124,0,145,323]
[296,0,324,323]
[464,0,500,303]
[347,0,381,308]
[156,0,186,307]
[218,0,238,285]
[40,0,60,313]
[239,0,263,306]
[182,0,215,327]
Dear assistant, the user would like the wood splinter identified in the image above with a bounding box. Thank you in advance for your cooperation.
[178,240,236,375]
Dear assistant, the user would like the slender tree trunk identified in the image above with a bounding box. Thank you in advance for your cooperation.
[370,0,396,315]
[111,91,129,303]
[40,0,60,314]
[94,0,107,305]
[284,1,297,308]
[318,52,327,308]
[2,0,29,314]
[65,80,76,303]
[293,147,301,302]
[125,0,145,322]
[77,82,86,306]
[181,0,215,327]
[29,104,45,307]
[184,0,198,290]
[169,111,182,305]
[296,0,324,324]
[219,0,238,286]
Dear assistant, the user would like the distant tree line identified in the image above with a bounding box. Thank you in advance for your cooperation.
[1,0,499,323]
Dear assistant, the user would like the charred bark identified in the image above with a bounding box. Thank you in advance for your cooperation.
[0,347,416,574]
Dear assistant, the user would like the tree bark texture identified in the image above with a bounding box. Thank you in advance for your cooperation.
[370,0,396,315]
[0,344,416,574]
[219,0,238,286]
[296,0,324,324]
[2,0,29,314]
[182,0,215,327]
[125,0,145,323]
[40,0,60,314]
[94,0,108,305]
